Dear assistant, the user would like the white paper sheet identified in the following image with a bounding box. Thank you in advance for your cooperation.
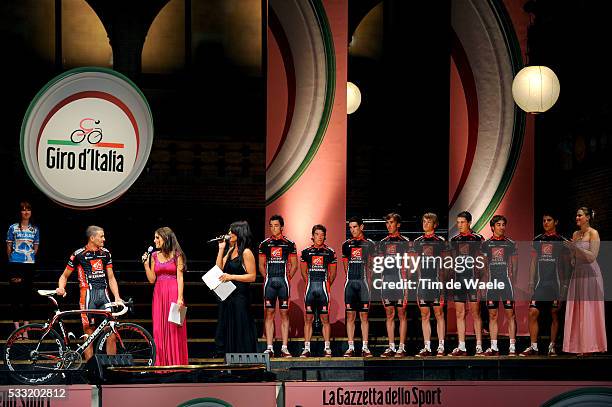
[168,302,187,326]
[202,265,236,301]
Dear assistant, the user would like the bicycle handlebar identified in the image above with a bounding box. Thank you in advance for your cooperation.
[38,289,132,317]
[38,289,65,297]
[104,301,129,317]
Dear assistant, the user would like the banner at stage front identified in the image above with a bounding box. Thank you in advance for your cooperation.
[285,381,612,407]
[102,383,279,407]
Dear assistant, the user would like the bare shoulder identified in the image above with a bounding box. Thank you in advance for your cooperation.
[243,248,255,259]
[590,228,600,240]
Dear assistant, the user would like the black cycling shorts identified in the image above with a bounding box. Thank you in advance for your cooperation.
[264,276,289,309]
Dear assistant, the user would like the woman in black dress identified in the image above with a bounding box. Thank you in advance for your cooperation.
[215,220,258,354]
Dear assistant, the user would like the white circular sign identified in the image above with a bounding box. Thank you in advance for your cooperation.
[21,68,154,209]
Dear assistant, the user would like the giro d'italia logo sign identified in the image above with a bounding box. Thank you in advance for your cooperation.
[21,67,153,209]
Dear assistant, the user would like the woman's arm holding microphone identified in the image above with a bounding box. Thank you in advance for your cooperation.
[142,251,156,284]
[220,249,257,283]
[215,239,229,269]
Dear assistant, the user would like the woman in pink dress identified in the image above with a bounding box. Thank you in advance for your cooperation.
[563,207,607,355]
[142,227,188,365]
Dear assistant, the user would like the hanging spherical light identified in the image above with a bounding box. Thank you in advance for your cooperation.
[512,66,560,113]
[347,82,361,114]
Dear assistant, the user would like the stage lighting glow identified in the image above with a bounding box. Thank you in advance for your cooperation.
[512,66,560,113]
[347,82,362,114]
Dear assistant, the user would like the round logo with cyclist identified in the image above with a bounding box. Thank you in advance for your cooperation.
[21,67,153,209]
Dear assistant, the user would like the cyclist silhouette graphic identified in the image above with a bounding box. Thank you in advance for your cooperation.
[70,118,103,144]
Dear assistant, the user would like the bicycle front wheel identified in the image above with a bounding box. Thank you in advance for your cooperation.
[95,322,155,366]
[4,323,65,385]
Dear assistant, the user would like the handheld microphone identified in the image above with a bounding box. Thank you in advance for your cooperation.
[207,235,231,243]
[142,246,158,265]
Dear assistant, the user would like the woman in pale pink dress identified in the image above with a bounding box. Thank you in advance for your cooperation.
[142,227,188,365]
[563,207,607,355]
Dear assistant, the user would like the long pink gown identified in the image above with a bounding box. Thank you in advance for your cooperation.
[151,251,189,365]
[563,241,607,353]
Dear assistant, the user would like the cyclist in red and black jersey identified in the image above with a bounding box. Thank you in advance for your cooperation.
[56,226,122,361]
[449,211,485,356]
[521,212,570,357]
[414,213,448,357]
[378,213,410,358]
[258,215,298,357]
[342,217,376,357]
[481,215,518,356]
[300,224,336,358]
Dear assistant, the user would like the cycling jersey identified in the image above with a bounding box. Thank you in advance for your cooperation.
[67,247,113,290]
[449,231,484,302]
[482,236,516,309]
[342,237,375,312]
[530,232,569,309]
[6,223,40,264]
[259,236,297,308]
[66,247,113,328]
[301,245,336,314]
[259,236,297,278]
[377,234,410,307]
[342,237,376,280]
[413,233,447,306]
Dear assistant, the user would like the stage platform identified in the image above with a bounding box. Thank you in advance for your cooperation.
[2,355,612,385]
[268,355,612,381]
[2,358,612,406]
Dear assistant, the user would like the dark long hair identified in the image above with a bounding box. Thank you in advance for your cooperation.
[155,227,186,266]
[228,220,253,259]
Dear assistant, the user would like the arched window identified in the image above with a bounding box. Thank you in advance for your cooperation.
[62,0,112,68]
[142,0,185,73]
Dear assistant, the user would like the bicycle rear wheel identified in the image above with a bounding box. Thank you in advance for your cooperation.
[95,322,155,366]
[4,323,65,385]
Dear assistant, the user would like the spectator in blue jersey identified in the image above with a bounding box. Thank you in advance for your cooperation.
[6,201,40,336]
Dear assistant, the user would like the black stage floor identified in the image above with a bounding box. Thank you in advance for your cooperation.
[269,355,612,381]
[2,356,611,385]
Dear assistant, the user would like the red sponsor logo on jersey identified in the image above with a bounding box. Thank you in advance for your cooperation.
[386,244,397,255]
[423,245,434,256]
[351,247,363,259]
[492,247,505,261]
[542,243,553,255]
[271,247,282,258]
[312,256,324,266]
[459,243,469,255]
[90,259,104,271]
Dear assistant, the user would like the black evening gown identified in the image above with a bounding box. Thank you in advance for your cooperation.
[215,256,257,354]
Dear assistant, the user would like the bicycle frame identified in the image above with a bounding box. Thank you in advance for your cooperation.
[34,296,125,361]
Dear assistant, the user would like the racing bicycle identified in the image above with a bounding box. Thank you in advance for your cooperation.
[4,290,155,384]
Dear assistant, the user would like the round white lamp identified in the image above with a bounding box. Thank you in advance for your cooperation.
[347,82,361,114]
[512,66,560,113]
